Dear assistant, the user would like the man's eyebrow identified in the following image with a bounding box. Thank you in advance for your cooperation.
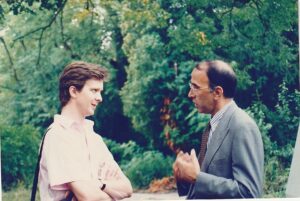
[91,87,102,91]
[190,82,200,88]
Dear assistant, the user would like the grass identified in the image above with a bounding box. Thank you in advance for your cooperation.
[2,185,40,201]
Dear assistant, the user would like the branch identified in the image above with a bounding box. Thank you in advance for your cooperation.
[86,0,95,10]
[20,40,27,51]
[60,9,65,42]
[13,0,68,42]
[0,37,19,82]
[36,28,46,65]
[0,37,13,66]
[252,0,269,38]
[220,6,234,18]
[87,0,95,25]
[13,0,68,65]
[0,84,18,92]
[59,9,76,58]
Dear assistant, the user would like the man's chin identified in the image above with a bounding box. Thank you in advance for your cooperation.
[195,106,201,112]
[196,107,206,114]
[85,111,95,117]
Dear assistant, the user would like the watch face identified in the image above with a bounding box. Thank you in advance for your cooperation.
[101,183,106,190]
[97,178,106,190]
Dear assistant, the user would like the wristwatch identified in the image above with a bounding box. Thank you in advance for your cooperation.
[98,179,106,191]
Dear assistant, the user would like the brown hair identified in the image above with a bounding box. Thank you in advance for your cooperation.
[59,61,108,107]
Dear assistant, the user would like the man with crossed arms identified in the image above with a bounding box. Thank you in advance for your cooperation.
[39,61,132,201]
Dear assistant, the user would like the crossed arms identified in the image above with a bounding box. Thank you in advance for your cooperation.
[69,163,132,201]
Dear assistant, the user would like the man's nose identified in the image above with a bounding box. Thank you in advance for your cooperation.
[96,93,102,103]
[188,89,194,98]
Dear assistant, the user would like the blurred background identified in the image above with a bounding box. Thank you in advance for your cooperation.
[0,0,299,199]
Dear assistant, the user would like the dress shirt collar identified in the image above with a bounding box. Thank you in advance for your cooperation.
[210,100,234,132]
[54,114,94,131]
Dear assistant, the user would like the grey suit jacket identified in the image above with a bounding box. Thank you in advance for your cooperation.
[177,102,264,199]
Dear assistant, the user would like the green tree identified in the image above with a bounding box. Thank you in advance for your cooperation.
[0,0,136,142]
[0,0,299,195]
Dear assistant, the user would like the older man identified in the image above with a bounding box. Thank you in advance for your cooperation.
[173,60,264,199]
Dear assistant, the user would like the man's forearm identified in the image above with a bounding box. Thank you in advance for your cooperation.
[69,180,113,201]
[102,178,133,200]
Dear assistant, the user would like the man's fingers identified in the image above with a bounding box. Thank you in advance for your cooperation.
[191,149,198,165]
[191,149,197,160]
[190,148,201,173]
[177,150,184,157]
[173,161,177,169]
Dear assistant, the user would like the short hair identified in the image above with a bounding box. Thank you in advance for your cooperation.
[59,61,108,107]
[195,60,237,98]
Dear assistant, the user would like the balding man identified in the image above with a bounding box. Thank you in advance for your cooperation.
[173,60,264,199]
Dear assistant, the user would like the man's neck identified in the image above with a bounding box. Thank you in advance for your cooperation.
[211,98,233,117]
[61,103,85,124]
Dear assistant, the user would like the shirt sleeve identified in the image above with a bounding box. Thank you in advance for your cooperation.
[43,129,91,189]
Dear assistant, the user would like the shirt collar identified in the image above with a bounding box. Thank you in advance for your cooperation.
[210,100,234,132]
[54,114,94,131]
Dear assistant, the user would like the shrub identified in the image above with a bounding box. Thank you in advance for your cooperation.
[246,99,294,197]
[103,138,143,166]
[267,82,300,150]
[123,151,174,189]
[263,156,290,197]
[1,124,40,190]
[103,138,174,189]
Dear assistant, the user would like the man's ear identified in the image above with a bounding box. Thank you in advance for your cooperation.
[69,86,77,98]
[213,86,223,100]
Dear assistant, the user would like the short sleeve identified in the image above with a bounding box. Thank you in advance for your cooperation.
[42,128,91,188]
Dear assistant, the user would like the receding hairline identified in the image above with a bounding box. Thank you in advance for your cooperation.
[195,60,234,74]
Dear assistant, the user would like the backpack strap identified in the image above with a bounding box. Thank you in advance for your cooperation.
[30,127,51,201]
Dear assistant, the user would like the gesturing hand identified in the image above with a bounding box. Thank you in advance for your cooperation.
[190,149,200,175]
[173,149,201,183]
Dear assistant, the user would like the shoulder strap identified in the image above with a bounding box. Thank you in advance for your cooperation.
[30,127,51,201]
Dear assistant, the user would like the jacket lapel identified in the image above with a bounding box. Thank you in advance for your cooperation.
[201,102,238,172]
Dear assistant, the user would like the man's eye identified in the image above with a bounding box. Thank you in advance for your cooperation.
[91,89,97,92]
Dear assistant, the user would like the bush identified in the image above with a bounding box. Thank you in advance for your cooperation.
[263,156,290,197]
[123,151,174,189]
[246,99,294,197]
[103,138,174,189]
[103,138,143,166]
[267,82,300,149]
[1,124,40,190]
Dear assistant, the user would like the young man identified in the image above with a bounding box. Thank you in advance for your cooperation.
[39,61,132,201]
[173,60,264,199]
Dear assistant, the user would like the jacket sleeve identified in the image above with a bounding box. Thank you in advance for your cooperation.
[176,180,191,196]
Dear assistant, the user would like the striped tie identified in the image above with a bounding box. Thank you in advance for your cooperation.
[199,123,211,166]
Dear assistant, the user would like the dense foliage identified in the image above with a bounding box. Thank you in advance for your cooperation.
[0,0,299,196]
[1,125,40,190]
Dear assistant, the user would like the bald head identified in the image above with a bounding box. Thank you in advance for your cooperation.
[195,60,237,98]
